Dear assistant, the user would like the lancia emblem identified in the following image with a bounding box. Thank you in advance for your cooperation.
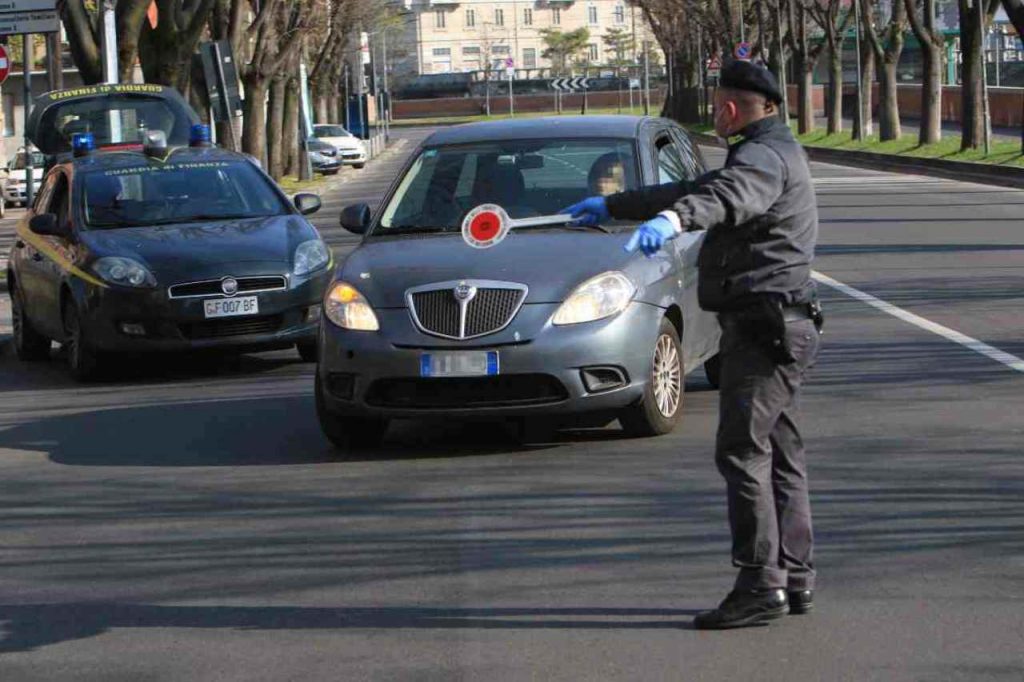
[221,277,239,296]
[454,282,477,302]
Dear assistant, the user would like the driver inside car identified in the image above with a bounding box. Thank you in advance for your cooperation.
[588,152,628,196]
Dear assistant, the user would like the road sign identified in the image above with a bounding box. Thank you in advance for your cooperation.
[199,40,243,123]
[551,76,589,92]
[629,78,641,89]
[0,45,8,86]
[0,9,58,34]
[0,0,57,10]
[734,41,752,60]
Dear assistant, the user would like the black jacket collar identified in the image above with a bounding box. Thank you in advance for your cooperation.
[737,115,789,142]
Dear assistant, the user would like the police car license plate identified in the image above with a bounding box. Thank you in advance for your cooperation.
[420,351,499,378]
[204,296,259,319]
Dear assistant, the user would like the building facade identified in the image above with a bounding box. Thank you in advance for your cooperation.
[393,0,659,78]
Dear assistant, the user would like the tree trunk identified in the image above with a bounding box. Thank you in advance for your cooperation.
[242,74,269,158]
[879,59,902,140]
[328,96,340,124]
[958,0,990,150]
[661,47,701,124]
[315,95,329,125]
[919,42,943,145]
[267,77,287,181]
[284,78,301,177]
[826,40,843,134]
[47,33,64,90]
[796,55,815,134]
[858,40,875,138]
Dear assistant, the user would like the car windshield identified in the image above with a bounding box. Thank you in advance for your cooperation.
[315,126,350,138]
[81,160,289,229]
[377,138,638,235]
[9,152,46,170]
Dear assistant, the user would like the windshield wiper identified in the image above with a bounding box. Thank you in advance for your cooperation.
[514,222,611,234]
[377,225,456,235]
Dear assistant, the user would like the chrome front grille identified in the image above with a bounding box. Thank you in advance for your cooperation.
[168,275,287,299]
[407,280,528,340]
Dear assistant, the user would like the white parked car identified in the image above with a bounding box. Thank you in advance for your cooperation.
[312,124,367,169]
[3,149,46,208]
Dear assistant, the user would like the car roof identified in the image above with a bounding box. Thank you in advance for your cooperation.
[67,145,247,172]
[424,115,655,146]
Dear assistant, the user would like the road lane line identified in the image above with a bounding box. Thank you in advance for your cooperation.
[812,270,1024,374]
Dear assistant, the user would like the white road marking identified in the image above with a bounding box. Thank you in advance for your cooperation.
[812,270,1024,374]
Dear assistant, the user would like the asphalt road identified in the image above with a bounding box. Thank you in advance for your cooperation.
[0,127,1022,681]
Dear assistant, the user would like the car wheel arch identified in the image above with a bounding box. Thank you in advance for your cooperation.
[663,304,683,341]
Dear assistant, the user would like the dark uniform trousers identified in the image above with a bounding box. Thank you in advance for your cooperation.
[715,314,820,592]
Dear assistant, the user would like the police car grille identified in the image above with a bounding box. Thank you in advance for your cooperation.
[365,375,568,409]
[180,314,283,339]
[168,276,287,299]
[411,287,525,339]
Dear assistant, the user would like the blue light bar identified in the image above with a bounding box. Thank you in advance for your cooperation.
[189,124,213,147]
[72,133,95,157]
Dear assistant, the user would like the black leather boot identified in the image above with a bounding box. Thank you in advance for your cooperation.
[788,589,814,615]
[693,589,789,630]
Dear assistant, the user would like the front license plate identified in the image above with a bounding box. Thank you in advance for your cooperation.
[204,296,259,319]
[420,351,499,378]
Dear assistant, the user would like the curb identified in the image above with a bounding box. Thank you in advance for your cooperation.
[689,130,1024,190]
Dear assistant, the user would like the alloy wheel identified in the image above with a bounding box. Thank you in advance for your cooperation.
[652,334,682,418]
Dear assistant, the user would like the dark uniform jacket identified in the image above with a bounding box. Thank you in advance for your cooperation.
[606,116,818,312]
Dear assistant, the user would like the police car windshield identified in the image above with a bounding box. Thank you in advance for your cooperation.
[81,161,289,229]
[377,138,638,234]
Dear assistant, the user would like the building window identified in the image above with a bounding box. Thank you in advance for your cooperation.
[495,8,504,25]
[614,5,625,24]
[433,48,452,57]
[588,5,598,24]
[588,43,598,61]
[466,9,475,27]
[552,7,561,24]
[463,46,481,55]
[435,10,446,28]
[492,45,510,55]
[523,8,533,25]
[523,48,537,68]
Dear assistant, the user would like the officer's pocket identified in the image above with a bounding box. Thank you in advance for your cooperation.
[786,321,820,371]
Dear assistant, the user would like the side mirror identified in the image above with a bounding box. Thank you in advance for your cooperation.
[29,213,72,240]
[294,193,322,216]
[340,203,371,234]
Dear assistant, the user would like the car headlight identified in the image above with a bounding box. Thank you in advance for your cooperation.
[293,239,330,276]
[324,282,379,331]
[93,256,157,288]
[552,271,635,326]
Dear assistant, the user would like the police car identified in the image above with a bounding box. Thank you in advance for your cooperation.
[6,85,333,380]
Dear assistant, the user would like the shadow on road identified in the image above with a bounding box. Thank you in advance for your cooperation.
[0,603,702,653]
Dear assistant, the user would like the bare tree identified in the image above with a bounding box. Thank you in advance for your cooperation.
[138,1,217,92]
[806,0,855,134]
[1001,0,1024,36]
[905,0,945,144]
[786,0,827,133]
[958,0,1000,150]
[60,0,151,84]
[861,0,908,141]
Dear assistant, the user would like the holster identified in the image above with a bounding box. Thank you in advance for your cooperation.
[733,298,797,365]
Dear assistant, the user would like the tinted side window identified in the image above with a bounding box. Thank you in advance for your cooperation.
[50,174,71,230]
[33,173,58,213]
[655,134,687,183]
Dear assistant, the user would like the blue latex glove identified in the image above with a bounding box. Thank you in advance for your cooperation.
[563,196,610,227]
[624,216,677,257]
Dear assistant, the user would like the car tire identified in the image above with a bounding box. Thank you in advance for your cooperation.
[704,353,722,389]
[62,300,104,382]
[353,163,365,170]
[619,317,685,438]
[315,374,388,453]
[324,169,340,176]
[11,283,51,361]
[296,340,318,363]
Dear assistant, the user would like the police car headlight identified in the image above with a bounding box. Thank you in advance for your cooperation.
[293,239,330,276]
[324,282,379,331]
[552,271,635,326]
[93,257,157,288]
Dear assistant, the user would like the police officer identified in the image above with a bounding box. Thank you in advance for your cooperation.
[567,60,821,630]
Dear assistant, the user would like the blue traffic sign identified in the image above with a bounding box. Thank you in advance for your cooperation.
[734,42,752,60]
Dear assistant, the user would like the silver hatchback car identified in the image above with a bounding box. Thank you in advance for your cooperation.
[318,116,721,452]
